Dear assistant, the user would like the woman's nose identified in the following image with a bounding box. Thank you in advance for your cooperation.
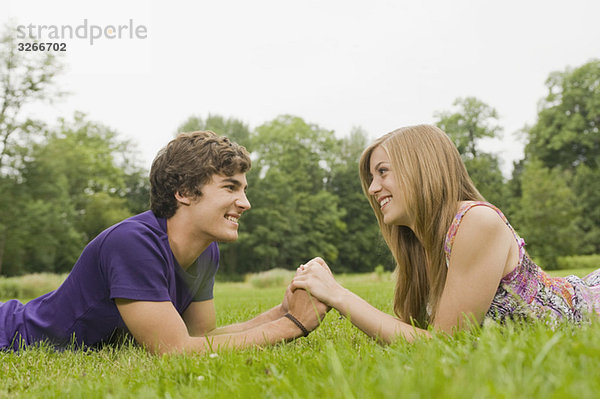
[368,178,381,195]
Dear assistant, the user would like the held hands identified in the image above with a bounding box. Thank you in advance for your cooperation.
[286,288,329,333]
[280,257,333,337]
[291,257,343,308]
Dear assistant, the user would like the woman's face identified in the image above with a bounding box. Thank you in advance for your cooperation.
[368,146,413,228]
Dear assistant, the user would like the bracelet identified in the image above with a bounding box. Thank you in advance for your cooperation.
[284,313,310,337]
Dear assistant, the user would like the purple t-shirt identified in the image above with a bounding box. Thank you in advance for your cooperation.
[0,211,219,350]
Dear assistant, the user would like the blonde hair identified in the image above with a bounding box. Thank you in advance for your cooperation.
[359,125,484,326]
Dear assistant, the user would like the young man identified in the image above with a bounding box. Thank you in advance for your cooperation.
[0,131,327,354]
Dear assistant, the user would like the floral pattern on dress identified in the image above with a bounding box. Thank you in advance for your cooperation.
[444,201,600,324]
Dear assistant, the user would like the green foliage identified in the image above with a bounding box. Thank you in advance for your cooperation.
[0,24,149,276]
[221,115,346,274]
[327,127,393,272]
[434,97,507,208]
[0,113,148,275]
[572,164,600,254]
[463,154,507,209]
[176,114,252,150]
[2,275,600,398]
[434,96,503,159]
[0,23,66,174]
[79,192,133,239]
[526,59,600,171]
[0,23,66,275]
[505,158,525,218]
[246,268,295,289]
[556,254,600,271]
[512,160,581,269]
[524,59,600,255]
[1,23,598,282]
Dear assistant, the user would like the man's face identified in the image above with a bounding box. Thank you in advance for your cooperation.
[183,173,251,244]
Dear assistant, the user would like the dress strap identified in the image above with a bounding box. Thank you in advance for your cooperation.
[444,201,525,267]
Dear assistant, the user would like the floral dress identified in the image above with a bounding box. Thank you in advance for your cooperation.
[444,201,600,323]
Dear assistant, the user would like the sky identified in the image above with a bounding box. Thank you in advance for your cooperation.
[3,0,600,176]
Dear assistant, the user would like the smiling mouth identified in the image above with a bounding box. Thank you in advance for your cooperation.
[225,215,239,224]
[379,197,391,209]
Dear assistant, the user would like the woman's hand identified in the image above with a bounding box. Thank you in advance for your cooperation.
[291,257,344,308]
[291,257,431,344]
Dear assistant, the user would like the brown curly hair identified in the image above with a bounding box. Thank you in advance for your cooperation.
[150,131,251,218]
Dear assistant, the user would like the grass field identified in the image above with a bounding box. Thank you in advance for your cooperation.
[1,269,599,398]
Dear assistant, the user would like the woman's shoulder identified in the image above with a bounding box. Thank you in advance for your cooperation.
[444,201,512,265]
[459,201,506,222]
[448,201,505,234]
[456,204,509,242]
[456,201,506,218]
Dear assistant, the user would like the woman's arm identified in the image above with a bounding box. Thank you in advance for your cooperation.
[293,207,515,342]
[292,258,430,343]
[329,285,430,343]
[433,205,515,332]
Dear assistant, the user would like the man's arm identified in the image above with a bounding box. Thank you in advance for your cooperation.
[183,301,286,336]
[116,299,301,355]
[183,284,293,336]
[115,288,324,355]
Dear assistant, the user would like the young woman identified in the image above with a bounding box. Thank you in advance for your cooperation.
[292,124,600,343]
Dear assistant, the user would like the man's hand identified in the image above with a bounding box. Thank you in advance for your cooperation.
[291,257,343,308]
[281,282,293,315]
[287,287,329,333]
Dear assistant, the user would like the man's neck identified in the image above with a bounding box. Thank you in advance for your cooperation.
[166,213,212,270]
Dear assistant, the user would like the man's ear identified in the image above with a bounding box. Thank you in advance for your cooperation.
[174,191,192,206]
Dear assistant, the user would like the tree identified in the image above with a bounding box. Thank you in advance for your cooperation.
[434,97,507,208]
[463,154,506,208]
[176,114,252,150]
[0,23,65,173]
[572,165,600,254]
[23,113,145,236]
[512,160,580,269]
[0,23,65,274]
[0,113,148,274]
[524,59,600,254]
[327,127,393,272]
[220,115,345,275]
[525,60,600,171]
[434,97,502,159]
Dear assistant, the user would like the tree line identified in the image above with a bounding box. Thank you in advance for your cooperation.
[1,26,598,276]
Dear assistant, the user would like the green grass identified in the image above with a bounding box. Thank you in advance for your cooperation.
[1,269,599,398]
[547,267,597,278]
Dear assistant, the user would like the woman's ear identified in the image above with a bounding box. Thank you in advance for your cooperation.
[174,191,192,206]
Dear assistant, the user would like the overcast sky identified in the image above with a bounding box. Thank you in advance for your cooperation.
[3,0,599,176]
